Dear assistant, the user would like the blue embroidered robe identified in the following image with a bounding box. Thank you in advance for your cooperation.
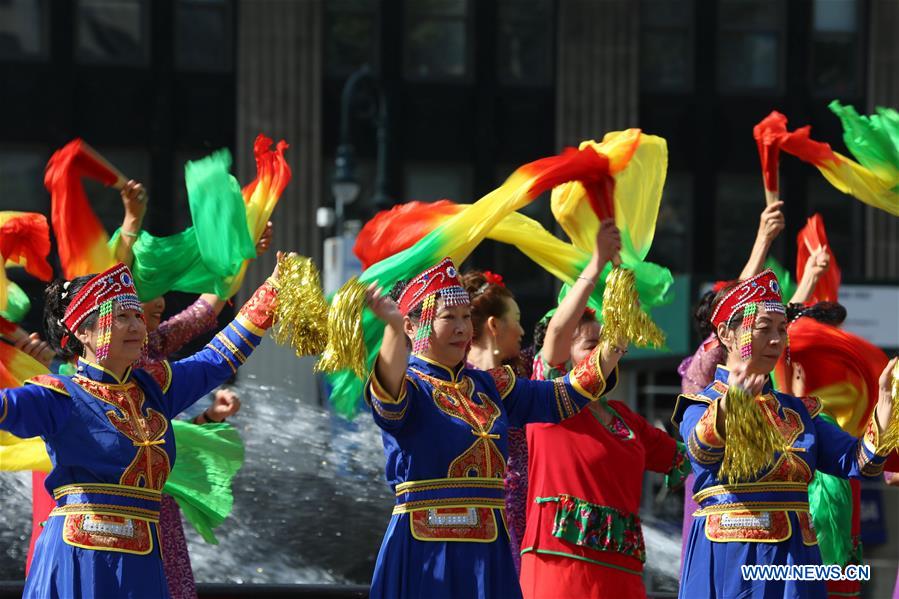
[0,308,267,599]
[672,366,889,599]
[366,350,616,599]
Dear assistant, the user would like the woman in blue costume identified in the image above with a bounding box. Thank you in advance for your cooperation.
[0,259,283,599]
[362,257,622,599]
[672,269,897,599]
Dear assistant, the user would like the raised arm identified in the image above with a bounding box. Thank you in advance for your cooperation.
[361,285,415,430]
[495,341,625,428]
[541,218,619,367]
[789,246,830,305]
[738,201,784,280]
[152,257,286,418]
[0,380,72,439]
[811,357,896,480]
[113,179,148,268]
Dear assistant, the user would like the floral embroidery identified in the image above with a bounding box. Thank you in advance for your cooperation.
[695,400,724,448]
[569,346,605,399]
[237,281,278,333]
[487,365,516,399]
[537,494,646,562]
[666,441,690,490]
[62,513,153,555]
[73,377,171,490]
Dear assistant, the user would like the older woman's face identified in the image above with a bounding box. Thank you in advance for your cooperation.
[720,304,787,375]
[78,304,147,364]
[407,300,473,366]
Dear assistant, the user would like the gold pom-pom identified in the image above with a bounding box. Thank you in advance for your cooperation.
[719,387,785,483]
[270,255,329,357]
[880,359,899,451]
[315,277,368,380]
[600,266,665,349]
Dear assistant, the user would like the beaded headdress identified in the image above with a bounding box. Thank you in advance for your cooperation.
[710,269,787,361]
[61,263,145,362]
[397,257,470,353]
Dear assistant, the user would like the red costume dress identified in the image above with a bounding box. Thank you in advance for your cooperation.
[519,399,686,599]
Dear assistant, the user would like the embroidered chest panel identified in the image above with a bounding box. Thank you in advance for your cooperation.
[757,394,812,483]
[74,377,171,490]
[413,370,506,479]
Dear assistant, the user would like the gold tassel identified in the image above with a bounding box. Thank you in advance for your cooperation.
[719,386,785,483]
[600,266,665,349]
[270,255,329,357]
[315,277,369,380]
[880,359,899,451]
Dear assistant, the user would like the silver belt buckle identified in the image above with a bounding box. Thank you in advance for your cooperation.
[427,507,478,527]
[80,514,136,538]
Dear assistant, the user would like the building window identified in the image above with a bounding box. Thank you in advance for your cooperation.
[403,161,473,204]
[810,0,860,97]
[646,172,693,274]
[0,1,48,60]
[496,0,553,86]
[716,0,784,93]
[325,0,378,77]
[0,149,50,213]
[76,0,149,65]
[806,176,864,280]
[715,173,782,277]
[175,0,233,72]
[404,0,470,81]
[640,0,694,92]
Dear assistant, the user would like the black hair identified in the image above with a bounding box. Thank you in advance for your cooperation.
[708,281,745,354]
[43,275,98,360]
[692,290,717,339]
[786,301,847,326]
[388,279,432,322]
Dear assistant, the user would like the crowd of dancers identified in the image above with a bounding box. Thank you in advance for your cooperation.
[1,103,899,599]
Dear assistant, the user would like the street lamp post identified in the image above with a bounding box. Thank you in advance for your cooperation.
[319,66,392,294]
[328,65,392,236]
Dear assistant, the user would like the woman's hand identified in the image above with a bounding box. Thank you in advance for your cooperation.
[874,356,898,435]
[594,218,622,264]
[270,251,298,283]
[722,362,768,413]
[208,388,241,421]
[806,245,830,279]
[365,283,403,329]
[120,179,148,223]
[15,332,55,368]
[256,221,273,256]
[757,201,785,245]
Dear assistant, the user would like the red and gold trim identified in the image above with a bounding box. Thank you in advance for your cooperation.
[799,395,823,418]
[797,511,818,546]
[25,374,70,396]
[61,513,154,555]
[705,510,792,543]
[365,368,410,422]
[695,501,809,517]
[409,507,498,543]
[568,344,607,401]
[692,481,808,505]
[688,431,724,465]
[487,365,516,400]
[695,399,725,448]
[140,360,172,393]
[237,280,279,335]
